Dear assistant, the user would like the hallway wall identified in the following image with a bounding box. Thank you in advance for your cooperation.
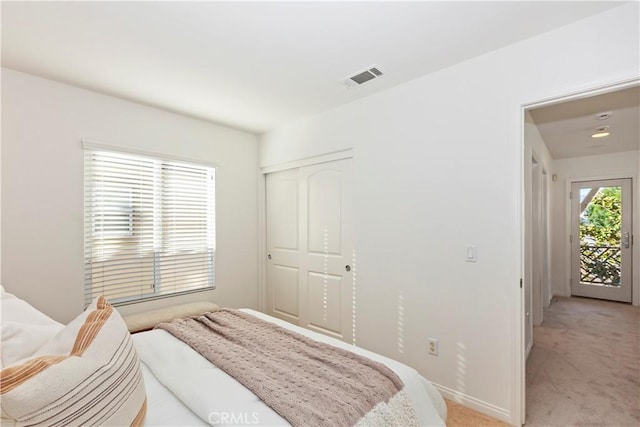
[524,111,554,354]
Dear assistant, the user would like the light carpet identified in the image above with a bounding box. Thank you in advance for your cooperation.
[526,296,640,426]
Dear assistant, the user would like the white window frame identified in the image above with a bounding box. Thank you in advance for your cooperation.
[83,140,217,306]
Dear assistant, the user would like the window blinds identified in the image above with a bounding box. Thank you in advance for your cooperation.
[84,146,215,306]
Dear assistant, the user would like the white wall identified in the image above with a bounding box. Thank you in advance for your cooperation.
[0,67,2,284]
[1,68,259,323]
[260,4,639,423]
[551,150,640,306]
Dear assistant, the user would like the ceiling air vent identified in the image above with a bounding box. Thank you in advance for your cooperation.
[342,65,384,88]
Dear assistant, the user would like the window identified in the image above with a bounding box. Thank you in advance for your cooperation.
[84,144,215,306]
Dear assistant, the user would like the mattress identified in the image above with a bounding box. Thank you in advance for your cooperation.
[136,309,446,426]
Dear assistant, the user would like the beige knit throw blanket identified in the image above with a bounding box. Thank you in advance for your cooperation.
[156,309,418,427]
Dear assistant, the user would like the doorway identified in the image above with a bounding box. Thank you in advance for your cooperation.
[531,160,546,327]
[521,81,639,426]
[570,178,632,302]
[525,154,550,359]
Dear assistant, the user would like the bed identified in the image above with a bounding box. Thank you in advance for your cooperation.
[0,288,446,426]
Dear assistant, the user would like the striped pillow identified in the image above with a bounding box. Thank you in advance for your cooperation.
[0,296,146,426]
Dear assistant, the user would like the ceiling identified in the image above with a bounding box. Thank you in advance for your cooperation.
[529,86,640,159]
[1,1,624,134]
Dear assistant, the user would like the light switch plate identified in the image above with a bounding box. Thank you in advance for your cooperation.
[465,245,477,262]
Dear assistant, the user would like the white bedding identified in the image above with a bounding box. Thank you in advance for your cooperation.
[135,309,446,427]
[141,363,208,426]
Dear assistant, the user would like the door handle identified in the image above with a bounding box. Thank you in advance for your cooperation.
[345,265,351,272]
[623,232,630,249]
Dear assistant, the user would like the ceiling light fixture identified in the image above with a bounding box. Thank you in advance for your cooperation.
[591,126,610,138]
[595,111,613,120]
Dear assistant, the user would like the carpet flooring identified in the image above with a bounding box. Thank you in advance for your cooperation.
[526,296,640,426]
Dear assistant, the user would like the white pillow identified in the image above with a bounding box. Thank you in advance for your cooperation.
[0,287,64,368]
[1,296,147,426]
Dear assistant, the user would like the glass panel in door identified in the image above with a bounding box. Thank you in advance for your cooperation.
[571,179,632,302]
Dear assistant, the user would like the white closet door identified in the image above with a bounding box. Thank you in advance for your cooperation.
[299,159,353,341]
[266,158,353,342]
[266,168,301,324]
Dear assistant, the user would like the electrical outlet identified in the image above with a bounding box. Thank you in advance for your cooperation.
[428,338,439,356]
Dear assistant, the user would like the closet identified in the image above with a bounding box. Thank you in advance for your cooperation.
[265,158,353,342]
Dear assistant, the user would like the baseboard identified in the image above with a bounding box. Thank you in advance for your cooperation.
[433,382,511,424]
[551,292,569,302]
[546,293,553,307]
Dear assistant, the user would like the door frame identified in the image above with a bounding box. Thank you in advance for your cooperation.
[567,177,633,301]
[524,150,550,354]
[531,158,544,328]
[517,76,639,426]
[258,149,354,312]
[542,167,551,310]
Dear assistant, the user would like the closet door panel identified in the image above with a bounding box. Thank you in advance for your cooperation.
[266,168,300,324]
[265,158,353,342]
[299,159,353,342]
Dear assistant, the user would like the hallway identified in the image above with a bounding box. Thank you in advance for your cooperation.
[526,297,640,426]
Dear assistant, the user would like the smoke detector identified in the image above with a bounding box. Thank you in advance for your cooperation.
[342,65,384,88]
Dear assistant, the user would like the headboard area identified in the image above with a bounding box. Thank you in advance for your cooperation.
[122,301,220,333]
